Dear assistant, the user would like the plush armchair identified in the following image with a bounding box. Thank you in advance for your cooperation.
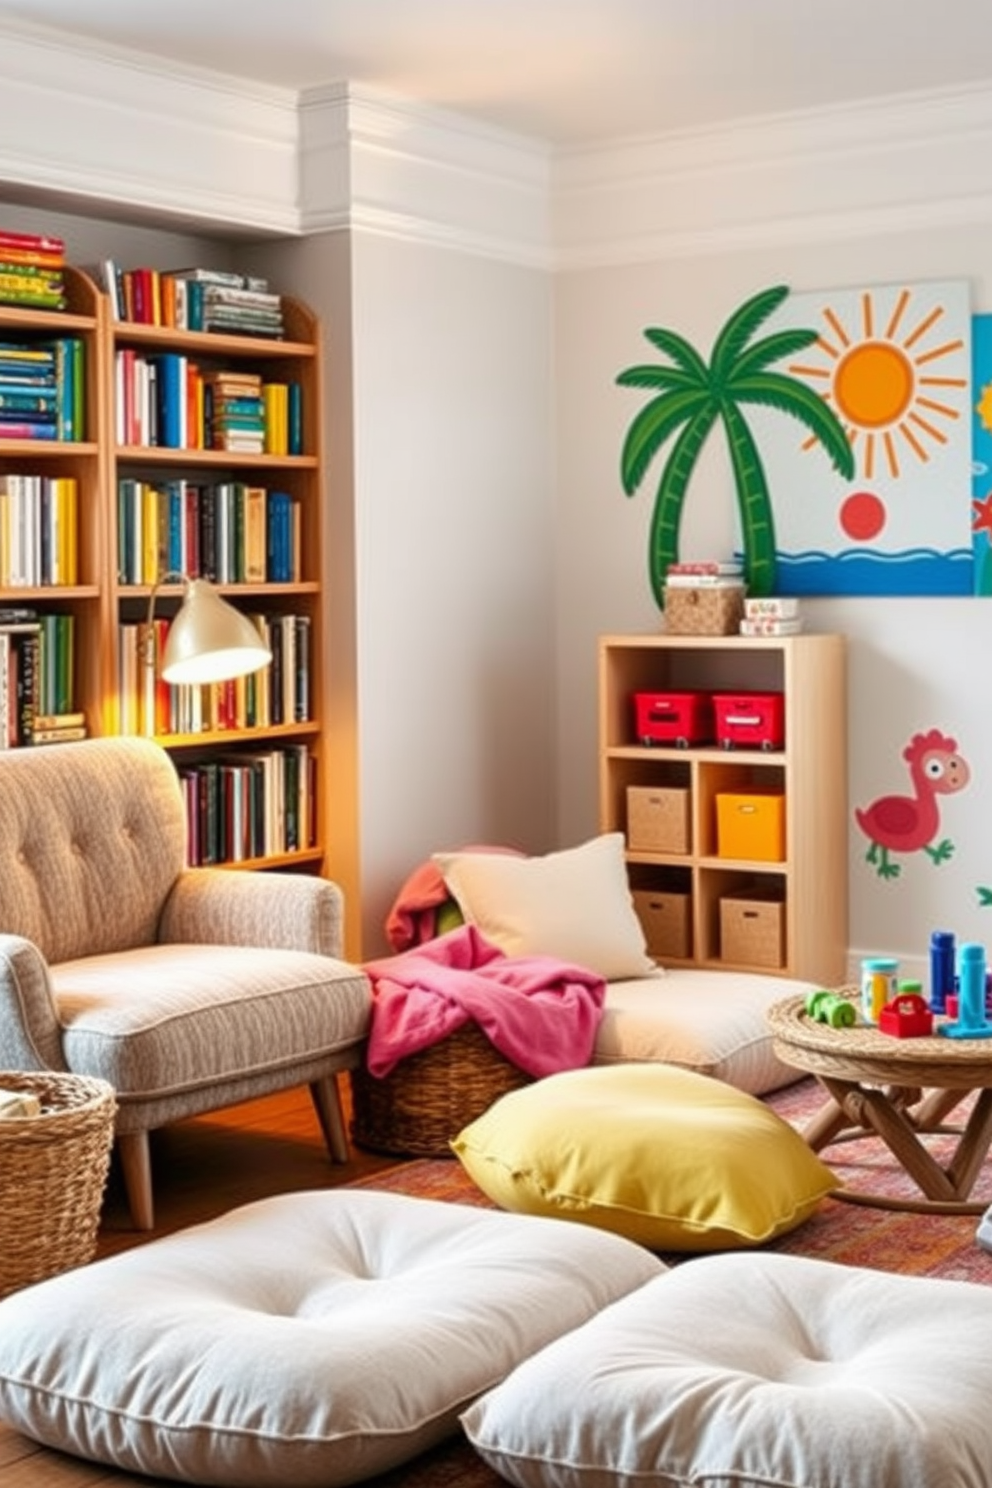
[0,736,371,1229]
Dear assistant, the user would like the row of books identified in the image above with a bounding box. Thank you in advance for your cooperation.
[117,480,301,586]
[102,263,285,338]
[0,337,85,441]
[118,611,311,737]
[0,229,67,312]
[178,746,316,867]
[0,475,79,587]
[113,349,302,454]
[0,609,79,747]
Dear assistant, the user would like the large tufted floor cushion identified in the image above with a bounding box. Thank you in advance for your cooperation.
[463,1250,992,1488]
[0,1189,663,1488]
[595,966,816,1095]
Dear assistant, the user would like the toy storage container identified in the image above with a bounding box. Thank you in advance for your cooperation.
[633,691,713,747]
[712,691,785,750]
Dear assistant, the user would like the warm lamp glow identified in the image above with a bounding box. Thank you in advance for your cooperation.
[143,577,272,686]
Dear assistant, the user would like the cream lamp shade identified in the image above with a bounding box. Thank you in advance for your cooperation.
[148,578,272,685]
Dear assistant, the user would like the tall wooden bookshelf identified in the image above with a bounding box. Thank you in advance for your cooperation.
[0,266,106,744]
[0,267,330,875]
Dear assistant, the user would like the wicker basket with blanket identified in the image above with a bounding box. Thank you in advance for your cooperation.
[350,1021,532,1157]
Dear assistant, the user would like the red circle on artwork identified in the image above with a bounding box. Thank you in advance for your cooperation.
[840,491,886,541]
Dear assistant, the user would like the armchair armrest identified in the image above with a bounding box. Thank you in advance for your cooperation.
[157,869,346,958]
[0,933,66,1071]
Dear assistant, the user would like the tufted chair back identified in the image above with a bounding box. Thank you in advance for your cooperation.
[0,736,186,965]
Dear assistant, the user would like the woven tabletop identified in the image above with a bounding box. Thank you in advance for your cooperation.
[767,990,992,1088]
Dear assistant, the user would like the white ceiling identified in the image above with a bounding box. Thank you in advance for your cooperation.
[1,0,992,146]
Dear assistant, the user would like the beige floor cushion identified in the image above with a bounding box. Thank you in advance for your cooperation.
[0,1188,662,1488]
[595,966,818,1094]
[463,1250,992,1488]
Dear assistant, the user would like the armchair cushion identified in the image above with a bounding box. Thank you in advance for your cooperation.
[52,945,370,1114]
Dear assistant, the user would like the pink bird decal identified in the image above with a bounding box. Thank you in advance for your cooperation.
[855,729,971,880]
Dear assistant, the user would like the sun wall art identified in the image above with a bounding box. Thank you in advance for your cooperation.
[759,279,972,596]
[618,280,977,600]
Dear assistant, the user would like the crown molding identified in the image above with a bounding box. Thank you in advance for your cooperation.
[299,82,553,267]
[552,81,992,267]
[0,15,991,268]
[0,16,300,236]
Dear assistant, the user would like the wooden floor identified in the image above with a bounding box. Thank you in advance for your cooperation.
[1,1082,408,1486]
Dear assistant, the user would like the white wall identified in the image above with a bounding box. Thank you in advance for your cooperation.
[243,229,555,956]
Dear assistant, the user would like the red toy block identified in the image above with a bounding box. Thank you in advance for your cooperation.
[878,993,934,1038]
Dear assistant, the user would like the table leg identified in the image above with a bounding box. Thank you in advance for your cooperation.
[816,1075,992,1212]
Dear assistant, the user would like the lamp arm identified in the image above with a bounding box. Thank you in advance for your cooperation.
[140,572,190,671]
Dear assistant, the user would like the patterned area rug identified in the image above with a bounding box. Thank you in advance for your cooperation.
[345,1073,992,1485]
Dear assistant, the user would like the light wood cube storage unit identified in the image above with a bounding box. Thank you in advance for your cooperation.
[598,633,848,984]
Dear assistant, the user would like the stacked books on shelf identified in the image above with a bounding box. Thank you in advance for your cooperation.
[178,745,316,866]
[0,607,81,747]
[0,474,78,585]
[117,480,300,586]
[0,229,66,311]
[0,336,84,441]
[103,263,285,338]
[113,349,302,454]
[739,596,804,636]
[117,611,311,738]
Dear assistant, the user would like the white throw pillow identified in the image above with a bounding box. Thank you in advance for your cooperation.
[0,1189,664,1487]
[434,834,658,981]
[463,1251,992,1488]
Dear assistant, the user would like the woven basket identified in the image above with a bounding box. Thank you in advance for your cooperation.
[664,584,745,635]
[350,1022,532,1157]
[0,1071,116,1298]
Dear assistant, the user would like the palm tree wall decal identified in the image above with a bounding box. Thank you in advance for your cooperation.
[617,284,855,603]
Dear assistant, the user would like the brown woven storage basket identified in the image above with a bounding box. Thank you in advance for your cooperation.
[350,1021,532,1157]
[0,1071,116,1298]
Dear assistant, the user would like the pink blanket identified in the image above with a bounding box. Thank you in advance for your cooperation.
[363,924,606,1079]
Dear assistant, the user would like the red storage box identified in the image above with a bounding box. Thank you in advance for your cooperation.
[712,691,784,750]
[633,691,713,747]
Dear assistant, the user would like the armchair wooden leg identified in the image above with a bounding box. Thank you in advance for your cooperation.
[310,1076,350,1163]
[117,1131,155,1231]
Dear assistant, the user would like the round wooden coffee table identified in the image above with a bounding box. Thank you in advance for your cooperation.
[767,990,992,1213]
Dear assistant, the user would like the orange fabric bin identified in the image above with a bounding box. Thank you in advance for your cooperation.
[715,791,785,861]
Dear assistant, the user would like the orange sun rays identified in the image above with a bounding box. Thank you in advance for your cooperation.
[789,288,967,480]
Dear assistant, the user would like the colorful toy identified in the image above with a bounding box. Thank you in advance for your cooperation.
[929,929,955,1014]
[805,989,856,1028]
[860,956,898,1024]
[940,943,992,1040]
[879,987,933,1039]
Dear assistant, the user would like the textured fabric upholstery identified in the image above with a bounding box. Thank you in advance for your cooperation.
[54,945,370,1102]
[0,736,185,964]
[0,737,371,1227]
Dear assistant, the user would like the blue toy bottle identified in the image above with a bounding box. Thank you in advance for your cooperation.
[939,943,992,1040]
[929,930,955,1014]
